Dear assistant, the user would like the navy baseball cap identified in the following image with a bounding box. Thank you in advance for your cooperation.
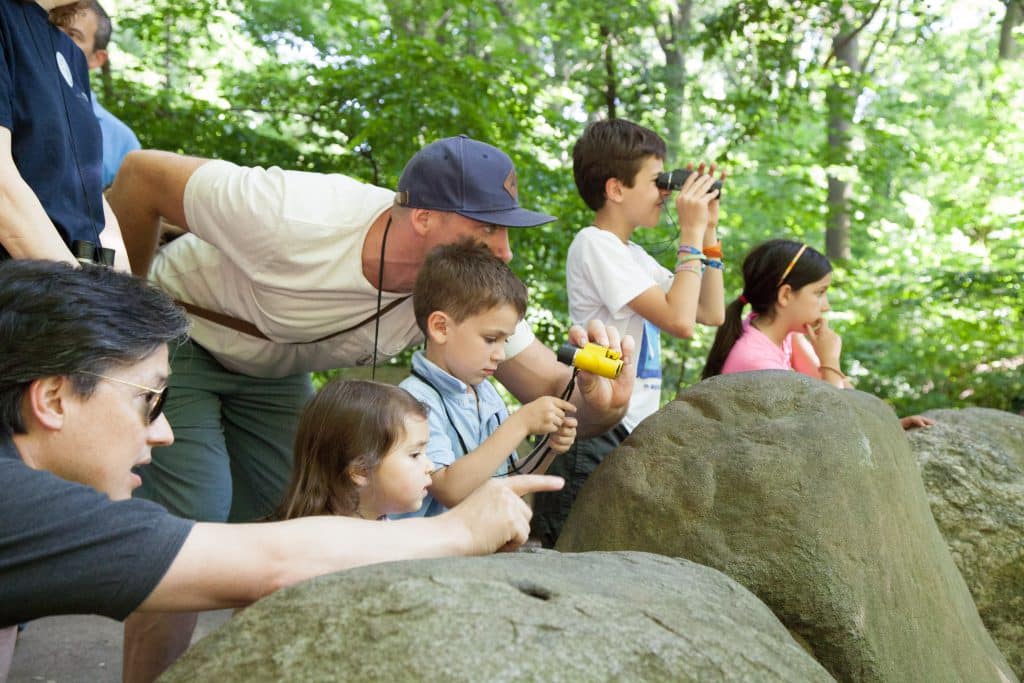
[395,135,556,228]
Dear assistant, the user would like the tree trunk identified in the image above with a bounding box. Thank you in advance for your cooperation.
[825,5,861,262]
[100,60,113,102]
[657,1,693,151]
[600,24,617,120]
[163,13,173,91]
[999,0,1024,60]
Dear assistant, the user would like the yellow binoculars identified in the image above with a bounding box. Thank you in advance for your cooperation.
[556,343,623,379]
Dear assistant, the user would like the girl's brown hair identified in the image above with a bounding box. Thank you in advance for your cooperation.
[275,379,428,520]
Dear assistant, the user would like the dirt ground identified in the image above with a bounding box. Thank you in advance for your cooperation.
[6,610,231,682]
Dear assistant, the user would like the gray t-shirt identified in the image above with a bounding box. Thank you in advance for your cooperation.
[0,436,193,626]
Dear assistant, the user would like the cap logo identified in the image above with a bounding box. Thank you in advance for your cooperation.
[503,169,518,200]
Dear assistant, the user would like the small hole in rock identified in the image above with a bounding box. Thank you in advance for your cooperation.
[514,582,552,601]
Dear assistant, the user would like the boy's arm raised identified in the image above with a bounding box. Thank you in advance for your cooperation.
[627,171,723,337]
[695,170,726,326]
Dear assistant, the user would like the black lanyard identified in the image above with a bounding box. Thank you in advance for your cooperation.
[409,368,514,473]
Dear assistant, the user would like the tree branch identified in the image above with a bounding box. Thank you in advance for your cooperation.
[861,0,899,74]
[824,0,885,69]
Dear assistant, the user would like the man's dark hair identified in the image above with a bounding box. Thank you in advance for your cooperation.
[412,239,528,336]
[572,119,667,211]
[85,0,112,51]
[0,260,189,435]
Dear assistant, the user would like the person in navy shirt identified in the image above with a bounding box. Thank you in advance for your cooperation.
[61,0,140,189]
[0,0,127,268]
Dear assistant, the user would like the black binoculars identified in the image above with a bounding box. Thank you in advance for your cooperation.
[72,240,116,267]
[655,169,723,197]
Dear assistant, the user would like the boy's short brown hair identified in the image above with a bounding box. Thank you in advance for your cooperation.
[572,119,667,211]
[413,238,528,336]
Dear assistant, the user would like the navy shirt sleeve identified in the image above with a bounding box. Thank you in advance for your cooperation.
[0,439,194,627]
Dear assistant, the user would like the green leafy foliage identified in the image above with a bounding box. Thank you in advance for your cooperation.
[102,0,1023,414]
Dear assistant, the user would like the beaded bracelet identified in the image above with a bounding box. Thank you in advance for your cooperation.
[675,264,703,277]
[678,244,702,256]
[676,253,704,265]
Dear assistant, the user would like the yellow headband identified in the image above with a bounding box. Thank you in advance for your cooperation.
[777,244,808,286]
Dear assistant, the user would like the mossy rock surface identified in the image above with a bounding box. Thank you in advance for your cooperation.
[558,371,1016,683]
[162,550,831,682]
[908,407,1024,677]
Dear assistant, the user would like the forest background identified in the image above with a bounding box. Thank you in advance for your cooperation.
[97,0,1023,415]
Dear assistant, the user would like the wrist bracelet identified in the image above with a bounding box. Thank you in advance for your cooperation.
[678,244,702,256]
[676,253,704,265]
[703,258,724,270]
[819,365,846,380]
[702,242,723,259]
[675,264,703,277]
[675,259,704,273]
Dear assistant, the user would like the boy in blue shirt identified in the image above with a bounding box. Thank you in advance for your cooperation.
[399,240,577,517]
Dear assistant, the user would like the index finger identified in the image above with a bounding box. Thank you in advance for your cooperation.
[504,474,565,497]
[603,323,622,352]
[554,399,577,413]
[568,319,609,348]
[586,318,610,347]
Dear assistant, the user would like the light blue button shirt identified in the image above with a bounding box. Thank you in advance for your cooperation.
[92,96,140,188]
[395,351,513,518]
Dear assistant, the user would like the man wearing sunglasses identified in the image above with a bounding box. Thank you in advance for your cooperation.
[0,259,563,678]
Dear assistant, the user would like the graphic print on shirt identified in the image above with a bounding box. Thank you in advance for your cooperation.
[636,319,662,380]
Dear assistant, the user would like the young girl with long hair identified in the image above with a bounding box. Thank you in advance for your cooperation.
[702,239,932,430]
[275,379,435,521]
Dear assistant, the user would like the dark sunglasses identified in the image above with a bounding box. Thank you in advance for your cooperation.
[80,372,169,424]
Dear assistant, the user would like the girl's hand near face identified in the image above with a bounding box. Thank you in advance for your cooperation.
[899,415,936,430]
[804,317,842,367]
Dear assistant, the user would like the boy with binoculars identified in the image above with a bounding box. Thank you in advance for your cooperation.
[531,118,726,547]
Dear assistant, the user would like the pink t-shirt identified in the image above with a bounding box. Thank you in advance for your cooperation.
[721,314,817,378]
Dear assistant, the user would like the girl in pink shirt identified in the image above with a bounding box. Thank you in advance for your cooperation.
[702,239,932,430]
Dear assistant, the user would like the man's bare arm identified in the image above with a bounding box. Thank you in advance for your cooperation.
[138,475,562,612]
[106,150,208,276]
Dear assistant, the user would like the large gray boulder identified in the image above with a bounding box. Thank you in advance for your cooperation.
[162,550,832,682]
[907,407,1024,676]
[558,371,1016,683]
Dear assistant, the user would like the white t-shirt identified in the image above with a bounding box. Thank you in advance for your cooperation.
[149,160,534,377]
[566,226,672,431]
